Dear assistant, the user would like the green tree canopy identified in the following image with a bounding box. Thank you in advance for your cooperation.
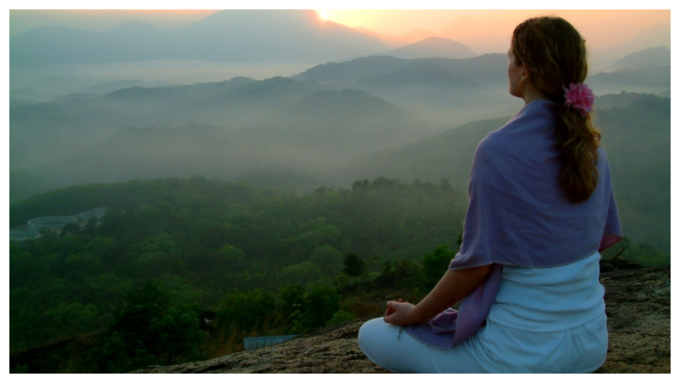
[301,285,339,329]
[343,253,365,277]
[310,245,344,277]
[422,246,455,289]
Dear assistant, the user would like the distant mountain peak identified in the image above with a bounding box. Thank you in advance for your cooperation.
[396,27,436,45]
[612,45,671,70]
[10,9,386,66]
[105,19,165,35]
[386,36,476,59]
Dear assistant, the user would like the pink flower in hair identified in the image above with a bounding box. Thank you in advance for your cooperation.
[563,83,594,118]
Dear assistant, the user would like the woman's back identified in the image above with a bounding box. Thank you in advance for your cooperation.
[464,252,608,373]
[488,251,605,331]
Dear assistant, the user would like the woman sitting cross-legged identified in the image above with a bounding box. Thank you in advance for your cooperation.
[358,16,622,373]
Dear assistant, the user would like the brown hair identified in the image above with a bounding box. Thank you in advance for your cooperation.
[512,16,601,203]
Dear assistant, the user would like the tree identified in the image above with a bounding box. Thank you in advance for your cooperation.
[112,280,169,343]
[100,280,170,372]
[43,302,99,339]
[221,244,247,272]
[326,310,355,326]
[440,178,452,191]
[217,289,274,332]
[351,179,370,192]
[279,261,322,287]
[343,253,365,277]
[422,246,455,289]
[149,304,205,364]
[98,332,158,373]
[376,259,424,290]
[301,285,339,330]
[82,217,99,236]
[310,245,344,276]
[60,222,81,237]
[279,284,306,318]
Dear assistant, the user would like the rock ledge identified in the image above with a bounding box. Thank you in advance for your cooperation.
[136,266,670,373]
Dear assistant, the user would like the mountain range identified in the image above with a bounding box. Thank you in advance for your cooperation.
[10,91,669,255]
[10,77,431,201]
[11,42,671,174]
[336,93,669,253]
[9,37,670,255]
[383,37,476,59]
[10,10,386,67]
[11,54,520,174]
[611,46,670,70]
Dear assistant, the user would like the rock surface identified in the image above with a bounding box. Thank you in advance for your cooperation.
[135,266,670,373]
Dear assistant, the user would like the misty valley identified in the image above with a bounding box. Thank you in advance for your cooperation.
[9,10,670,373]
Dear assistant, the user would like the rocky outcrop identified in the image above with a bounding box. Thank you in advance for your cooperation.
[595,266,670,373]
[135,266,670,373]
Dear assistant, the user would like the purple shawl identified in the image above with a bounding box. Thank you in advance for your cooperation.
[404,100,623,348]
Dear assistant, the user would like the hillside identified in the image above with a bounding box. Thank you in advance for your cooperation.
[385,36,476,59]
[292,53,516,125]
[611,45,671,70]
[10,177,472,365]
[340,94,669,255]
[588,65,670,94]
[135,265,670,373]
[293,53,507,86]
[8,75,403,171]
[10,87,429,202]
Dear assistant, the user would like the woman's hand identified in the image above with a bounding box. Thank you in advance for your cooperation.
[384,299,421,326]
[383,265,493,328]
[384,298,403,316]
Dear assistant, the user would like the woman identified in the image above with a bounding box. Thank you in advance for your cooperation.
[357,16,622,373]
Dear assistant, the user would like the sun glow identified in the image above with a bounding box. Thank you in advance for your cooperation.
[318,10,330,20]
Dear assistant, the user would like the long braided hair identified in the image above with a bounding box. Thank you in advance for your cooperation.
[512,16,601,203]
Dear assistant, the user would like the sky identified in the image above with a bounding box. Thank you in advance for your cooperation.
[9,8,670,53]
[321,9,668,45]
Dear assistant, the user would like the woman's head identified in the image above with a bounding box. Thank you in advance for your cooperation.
[510,16,601,203]
[510,17,588,103]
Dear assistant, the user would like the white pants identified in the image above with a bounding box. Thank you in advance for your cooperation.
[358,314,608,373]
[358,318,486,373]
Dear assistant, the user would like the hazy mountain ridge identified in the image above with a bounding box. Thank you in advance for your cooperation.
[588,65,670,91]
[10,76,315,171]
[611,46,670,70]
[338,93,669,254]
[10,45,670,256]
[10,10,386,67]
[12,54,517,173]
[597,96,670,253]
[384,36,477,59]
[11,45,669,175]
[293,53,506,85]
[293,54,515,125]
[10,85,431,203]
[596,90,669,109]
[589,23,670,70]
[103,77,258,106]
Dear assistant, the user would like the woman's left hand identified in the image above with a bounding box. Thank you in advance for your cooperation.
[383,300,419,326]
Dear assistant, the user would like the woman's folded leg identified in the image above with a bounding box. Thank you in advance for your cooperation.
[358,318,486,373]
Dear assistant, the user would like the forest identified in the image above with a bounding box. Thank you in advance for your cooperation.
[9,177,666,372]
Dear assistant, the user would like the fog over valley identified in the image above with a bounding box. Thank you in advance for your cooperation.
[10,10,670,252]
